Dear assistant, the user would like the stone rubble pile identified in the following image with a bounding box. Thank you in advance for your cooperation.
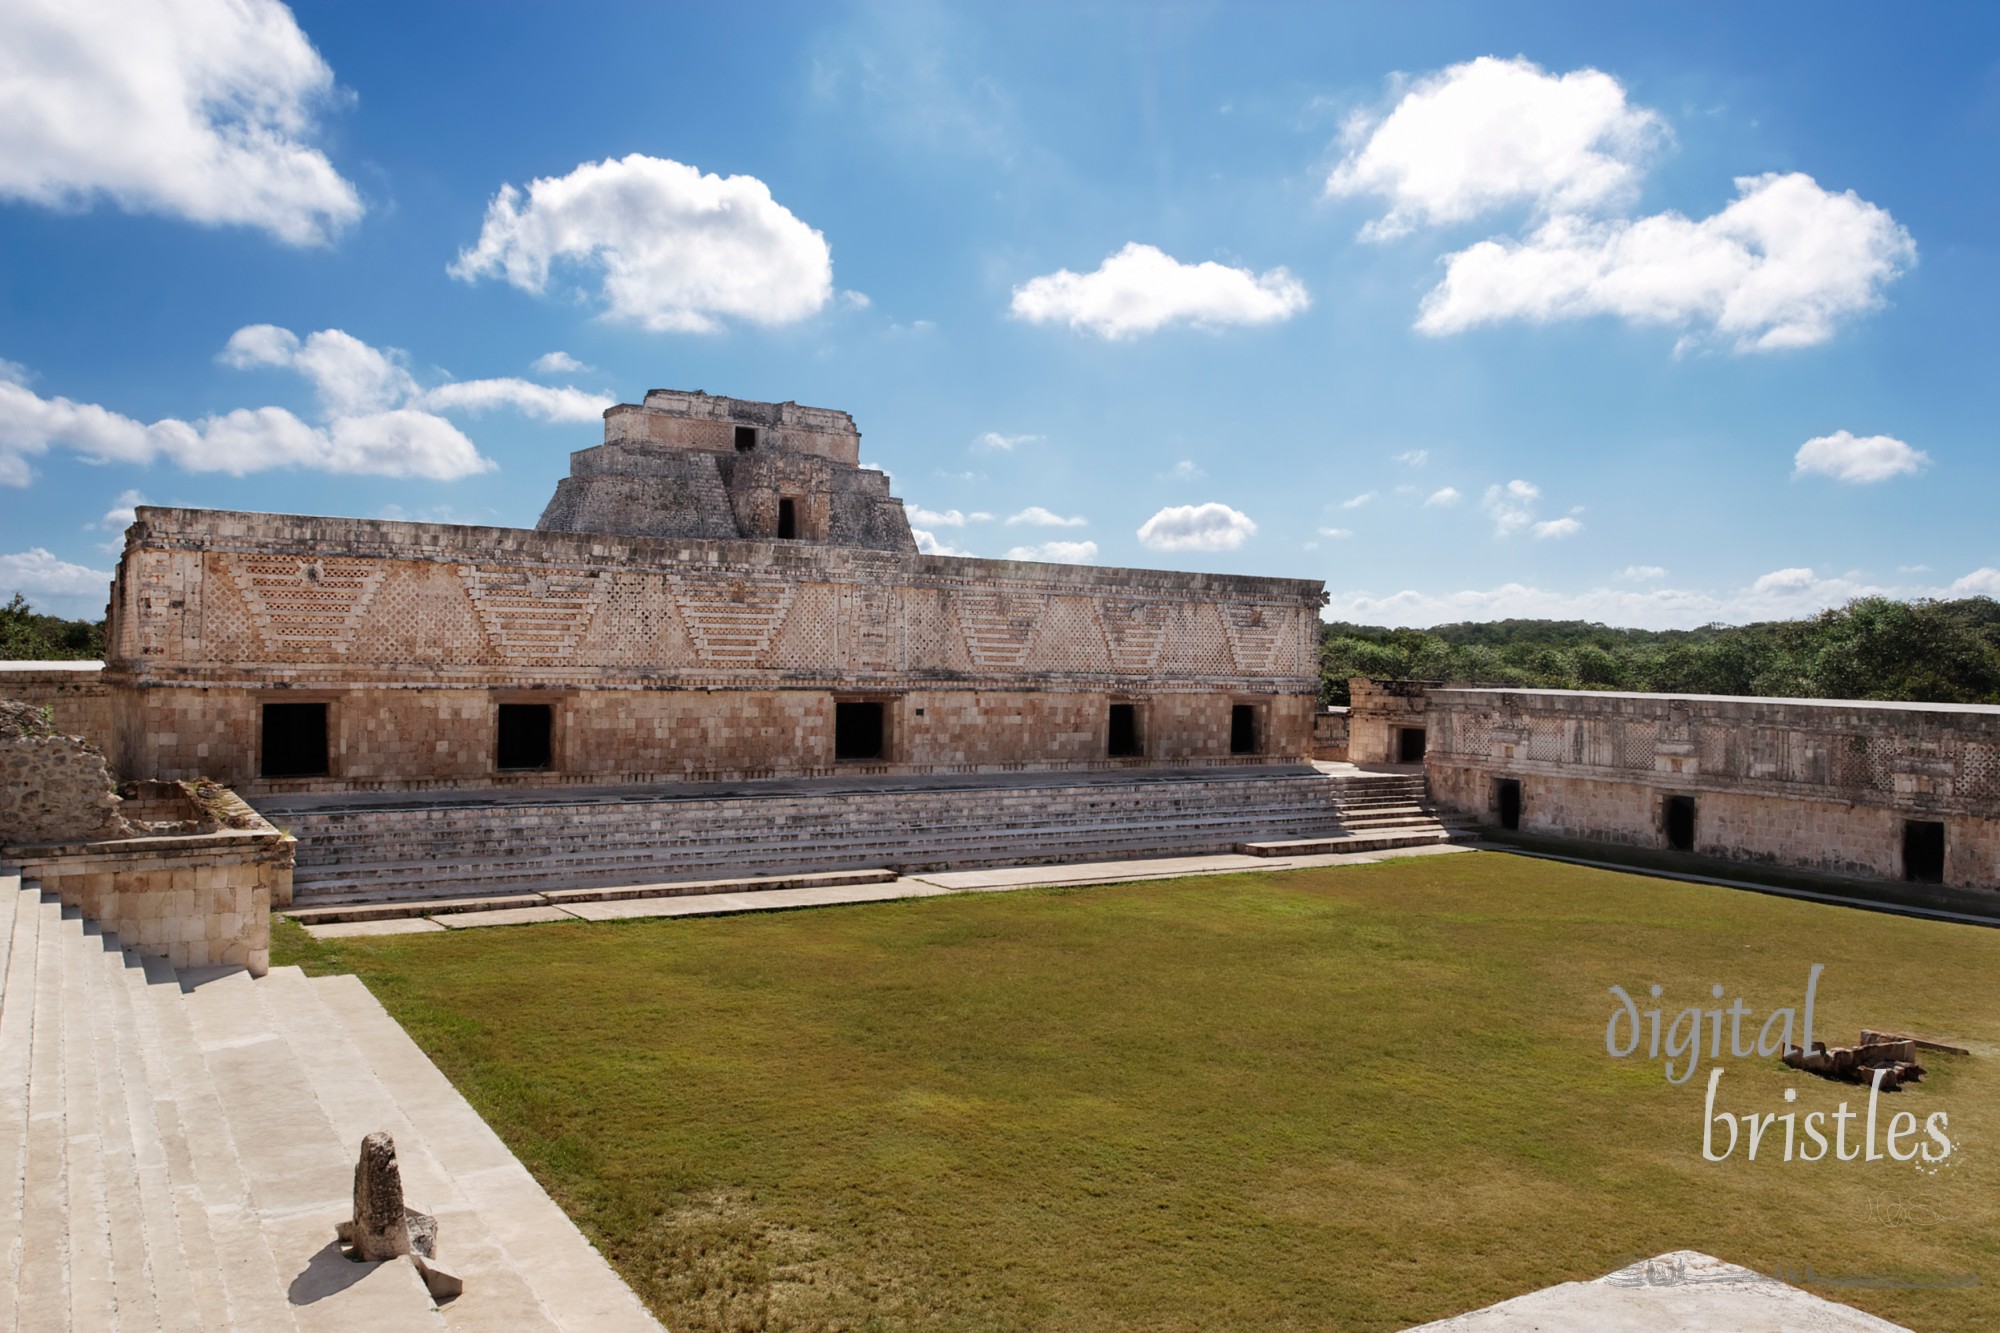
[1782,1027,1967,1090]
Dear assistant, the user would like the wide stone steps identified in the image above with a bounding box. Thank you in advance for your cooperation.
[0,872,662,1331]
[288,824,1356,903]
[271,772,1356,903]
[265,768,1471,910]
[287,807,1368,901]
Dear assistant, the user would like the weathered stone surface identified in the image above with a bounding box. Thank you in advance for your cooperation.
[0,698,130,844]
[85,390,1326,795]
[347,1132,439,1264]
[409,1252,462,1300]
[537,389,913,551]
[1412,685,2000,891]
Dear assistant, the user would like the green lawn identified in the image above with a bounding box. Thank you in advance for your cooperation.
[274,853,2000,1332]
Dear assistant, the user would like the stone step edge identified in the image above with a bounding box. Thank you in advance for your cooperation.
[283,816,1358,877]
[285,868,900,924]
[287,825,1361,898]
[1234,828,1475,856]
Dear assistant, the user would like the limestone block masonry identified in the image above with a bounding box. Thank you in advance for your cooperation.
[0,698,129,844]
[92,390,1327,796]
[1423,687,2000,893]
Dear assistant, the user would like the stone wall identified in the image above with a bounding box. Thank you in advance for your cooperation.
[1,698,129,844]
[1313,708,1349,761]
[1347,678,1434,763]
[1424,687,2000,891]
[4,780,292,975]
[100,507,1324,793]
[0,664,115,751]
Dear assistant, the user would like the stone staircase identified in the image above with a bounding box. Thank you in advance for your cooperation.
[262,767,1475,913]
[1237,771,1477,857]
[0,870,662,1332]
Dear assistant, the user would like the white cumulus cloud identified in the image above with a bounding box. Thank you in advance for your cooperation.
[1005,540,1099,563]
[449,154,834,333]
[1136,502,1257,552]
[1531,516,1583,540]
[911,527,971,557]
[98,488,144,531]
[1620,565,1668,581]
[1416,172,1915,352]
[531,351,590,375]
[0,322,619,485]
[1010,242,1309,339]
[1951,568,2000,597]
[1327,56,1665,239]
[1328,563,2000,632]
[1339,491,1377,510]
[1316,526,1354,539]
[418,379,610,423]
[0,547,111,597]
[1792,430,1930,484]
[0,0,361,245]
[910,506,992,528]
[1424,486,1462,507]
[975,431,1040,451]
[1481,479,1542,536]
[1394,449,1430,467]
[1006,506,1086,528]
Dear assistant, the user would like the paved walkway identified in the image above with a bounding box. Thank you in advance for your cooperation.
[1406,1250,1913,1331]
[300,843,1472,938]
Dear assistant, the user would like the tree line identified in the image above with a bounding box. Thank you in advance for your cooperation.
[1320,596,2000,708]
[0,595,107,660]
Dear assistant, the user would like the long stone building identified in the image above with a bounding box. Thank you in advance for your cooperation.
[1350,682,2000,893]
[89,389,1326,796]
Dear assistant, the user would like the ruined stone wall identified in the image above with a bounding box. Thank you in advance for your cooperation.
[0,665,115,751]
[0,699,129,844]
[100,507,1325,793]
[1425,688,2000,891]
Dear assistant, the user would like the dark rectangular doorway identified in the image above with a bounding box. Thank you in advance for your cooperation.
[734,425,758,451]
[1903,820,1945,883]
[1664,794,1696,851]
[777,497,798,539]
[835,701,884,761]
[1108,703,1140,757]
[261,702,329,778]
[1397,726,1427,763]
[1229,704,1258,755]
[497,704,553,771]
[1495,778,1522,831]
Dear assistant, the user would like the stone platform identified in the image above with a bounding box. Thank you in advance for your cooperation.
[1405,1250,1913,1331]
[262,764,1473,911]
[0,870,661,1330]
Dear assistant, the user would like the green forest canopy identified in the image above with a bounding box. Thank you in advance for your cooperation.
[1322,596,2000,707]
[0,595,106,661]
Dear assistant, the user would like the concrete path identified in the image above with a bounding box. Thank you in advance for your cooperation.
[301,843,1472,939]
[1405,1251,1915,1331]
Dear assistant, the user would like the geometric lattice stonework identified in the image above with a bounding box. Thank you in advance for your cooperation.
[461,564,606,661]
[954,588,1049,671]
[671,574,796,666]
[1220,603,1289,674]
[1100,599,1171,673]
[223,554,386,655]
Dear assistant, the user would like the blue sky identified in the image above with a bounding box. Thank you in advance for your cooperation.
[2,1,1996,627]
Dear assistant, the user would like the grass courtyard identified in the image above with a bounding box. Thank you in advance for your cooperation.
[275,853,2000,1332]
